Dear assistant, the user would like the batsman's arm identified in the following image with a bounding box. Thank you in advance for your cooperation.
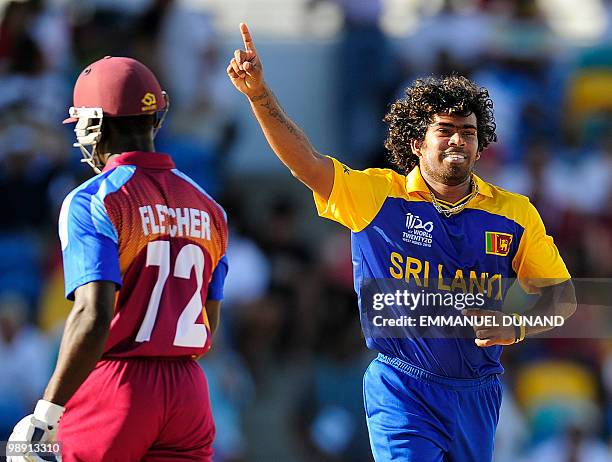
[227,23,333,200]
[43,281,115,406]
[205,300,222,335]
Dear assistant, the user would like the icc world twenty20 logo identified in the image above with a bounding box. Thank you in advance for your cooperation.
[403,213,433,248]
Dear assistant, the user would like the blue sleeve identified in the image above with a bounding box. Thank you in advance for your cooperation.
[207,255,228,301]
[58,186,122,300]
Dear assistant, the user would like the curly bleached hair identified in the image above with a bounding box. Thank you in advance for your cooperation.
[383,75,497,173]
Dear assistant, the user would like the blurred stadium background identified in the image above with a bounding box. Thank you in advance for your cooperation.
[0,0,610,460]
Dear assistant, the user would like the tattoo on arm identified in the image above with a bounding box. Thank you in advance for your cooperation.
[249,90,269,102]
[249,88,326,185]
[257,92,307,143]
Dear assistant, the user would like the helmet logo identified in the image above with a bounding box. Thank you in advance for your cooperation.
[141,92,157,112]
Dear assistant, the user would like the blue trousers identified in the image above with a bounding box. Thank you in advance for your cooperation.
[363,354,502,461]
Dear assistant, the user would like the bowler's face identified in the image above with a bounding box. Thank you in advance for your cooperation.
[415,113,480,186]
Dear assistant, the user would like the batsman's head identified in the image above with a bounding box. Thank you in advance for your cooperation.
[64,56,169,173]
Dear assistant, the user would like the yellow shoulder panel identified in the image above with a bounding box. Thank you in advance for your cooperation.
[469,183,570,292]
[313,157,395,232]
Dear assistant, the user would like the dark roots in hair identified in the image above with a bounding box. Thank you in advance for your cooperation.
[383,75,497,173]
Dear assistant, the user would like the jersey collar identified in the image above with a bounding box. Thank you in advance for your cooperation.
[406,166,493,198]
[102,151,175,172]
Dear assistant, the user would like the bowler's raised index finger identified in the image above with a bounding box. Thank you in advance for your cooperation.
[240,23,256,53]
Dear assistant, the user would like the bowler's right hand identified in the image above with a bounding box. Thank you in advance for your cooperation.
[227,23,265,98]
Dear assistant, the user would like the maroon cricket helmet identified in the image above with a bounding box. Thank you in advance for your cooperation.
[63,56,166,123]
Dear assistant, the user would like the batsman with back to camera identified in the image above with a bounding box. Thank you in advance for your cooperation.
[227,23,576,461]
[8,56,228,461]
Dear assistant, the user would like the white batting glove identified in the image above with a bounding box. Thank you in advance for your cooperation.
[7,400,64,462]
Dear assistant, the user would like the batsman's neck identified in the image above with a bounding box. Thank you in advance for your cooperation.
[98,136,156,165]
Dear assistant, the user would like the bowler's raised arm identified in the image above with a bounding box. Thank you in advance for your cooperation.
[227,23,333,200]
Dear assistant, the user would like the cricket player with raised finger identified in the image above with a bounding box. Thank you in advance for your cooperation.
[226,23,576,462]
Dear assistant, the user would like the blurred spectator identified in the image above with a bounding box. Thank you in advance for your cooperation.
[131,0,172,75]
[308,0,392,166]
[473,0,560,160]
[157,1,219,110]
[0,0,36,66]
[514,359,602,443]
[0,0,73,75]
[318,228,353,291]
[201,334,255,462]
[580,218,612,277]
[153,1,238,193]
[223,230,271,307]
[70,1,142,66]
[0,33,69,125]
[0,124,57,231]
[295,285,372,461]
[398,0,492,76]
[38,249,73,334]
[257,197,314,288]
[234,288,311,461]
[494,387,529,462]
[29,0,72,73]
[0,123,65,307]
[485,0,556,74]
[0,293,51,439]
[563,43,612,143]
[525,425,612,462]
[219,191,271,308]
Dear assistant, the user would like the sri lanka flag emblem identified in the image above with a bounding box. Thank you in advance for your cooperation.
[485,232,513,256]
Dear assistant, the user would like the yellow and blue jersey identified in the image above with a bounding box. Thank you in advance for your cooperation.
[314,157,570,378]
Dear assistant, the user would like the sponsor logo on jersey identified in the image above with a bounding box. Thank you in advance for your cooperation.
[402,213,433,248]
[141,92,157,112]
[485,232,512,256]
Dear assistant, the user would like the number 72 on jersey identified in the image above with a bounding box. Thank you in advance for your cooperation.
[135,241,209,348]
